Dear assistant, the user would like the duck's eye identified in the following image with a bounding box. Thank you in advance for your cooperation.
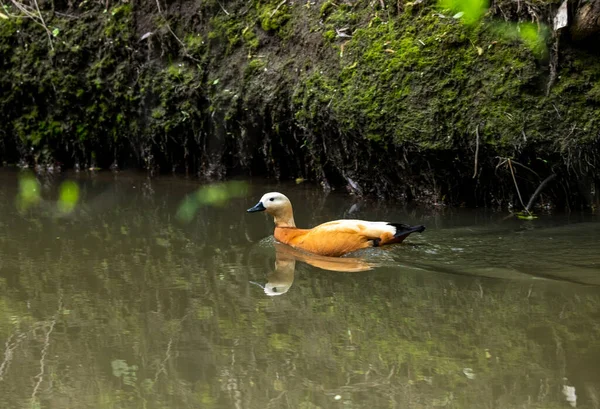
[269,198,275,202]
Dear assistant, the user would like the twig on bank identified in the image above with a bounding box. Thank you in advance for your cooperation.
[154,0,201,63]
[495,158,507,170]
[509,158,540,178]
[1,0,54,49]
[31,0,52,48]
[270,0,287,17]
[497,156,556,215]
[217,0,230,15]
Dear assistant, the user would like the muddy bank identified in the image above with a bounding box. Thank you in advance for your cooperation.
[0,0,599,208]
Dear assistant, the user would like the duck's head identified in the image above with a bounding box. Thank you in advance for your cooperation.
[247,192,295,227]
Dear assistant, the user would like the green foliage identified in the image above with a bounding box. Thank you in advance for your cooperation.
[439,0,489,25]
[15,173,41,212]
[320,1,335,17]
[438,0,550,58]
[492,22,550,59]
[15,174,82,214]
[0,0,597,206]
[323,29,336,42]
[58,181,80,214]
[176,181,249,222]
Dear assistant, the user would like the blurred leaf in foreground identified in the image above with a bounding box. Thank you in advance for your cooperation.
[16,173,41,212]
[176,181,249,223]
[492,22,550,59]
[439,0,489,25]
[58,181,80,214]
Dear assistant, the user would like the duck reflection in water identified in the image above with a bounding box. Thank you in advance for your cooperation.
[252,242,377,296]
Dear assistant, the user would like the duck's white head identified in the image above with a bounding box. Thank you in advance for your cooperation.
[247,192,295,227]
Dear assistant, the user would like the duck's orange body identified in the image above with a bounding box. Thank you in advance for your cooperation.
[248,192,425,257]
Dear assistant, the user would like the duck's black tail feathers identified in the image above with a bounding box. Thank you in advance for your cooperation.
[389,223,426,241]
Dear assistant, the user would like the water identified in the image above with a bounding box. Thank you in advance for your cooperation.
[0,170,598,409]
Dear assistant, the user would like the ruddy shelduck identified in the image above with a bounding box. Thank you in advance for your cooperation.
[247,192,425,257]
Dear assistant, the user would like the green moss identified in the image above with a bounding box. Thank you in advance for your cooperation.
[242,26,260,50]
[320,1,335,17]
[0,0,598,205]
[310,9,553,151]
[323,29,336,42]
[322,4,359,27]
[245,58,266,78]
[208,16,244,53]
[103,4,133,41]
[184,33,206,58]
[258,3,291,33]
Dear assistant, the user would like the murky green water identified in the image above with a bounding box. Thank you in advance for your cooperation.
[0,170,599,409]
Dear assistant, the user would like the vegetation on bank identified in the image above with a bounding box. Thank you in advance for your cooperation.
[0,0,598,208]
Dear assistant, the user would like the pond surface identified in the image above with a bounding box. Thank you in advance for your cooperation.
[0,170,599,409]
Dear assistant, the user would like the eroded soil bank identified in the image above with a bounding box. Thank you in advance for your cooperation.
[0,0,599,208]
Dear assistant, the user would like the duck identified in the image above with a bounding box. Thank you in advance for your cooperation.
[247,192,425,257]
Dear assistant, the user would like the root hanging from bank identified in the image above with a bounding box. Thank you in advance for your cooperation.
[153,0,201,62]
[473,124,480,179]
[526,173,557,212]
[497,156,558,215]
[507,158,531,216]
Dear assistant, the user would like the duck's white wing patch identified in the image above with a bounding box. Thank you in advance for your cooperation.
[314,220,396,237]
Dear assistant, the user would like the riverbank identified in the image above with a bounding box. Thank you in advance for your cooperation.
[0,0,598,208]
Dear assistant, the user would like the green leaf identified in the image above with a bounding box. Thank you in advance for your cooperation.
[16,174,41,212]
[439,0,489,25]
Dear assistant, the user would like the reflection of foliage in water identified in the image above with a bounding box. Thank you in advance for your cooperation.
[0,179,598,408]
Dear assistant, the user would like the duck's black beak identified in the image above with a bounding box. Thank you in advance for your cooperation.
[247,201,266,213]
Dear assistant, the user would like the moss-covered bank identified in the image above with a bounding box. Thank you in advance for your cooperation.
[0,0,599,208]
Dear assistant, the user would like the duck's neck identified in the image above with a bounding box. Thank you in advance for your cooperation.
[274,208,296,228]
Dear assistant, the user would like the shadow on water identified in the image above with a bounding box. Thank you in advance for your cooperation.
[0,171,599,408]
